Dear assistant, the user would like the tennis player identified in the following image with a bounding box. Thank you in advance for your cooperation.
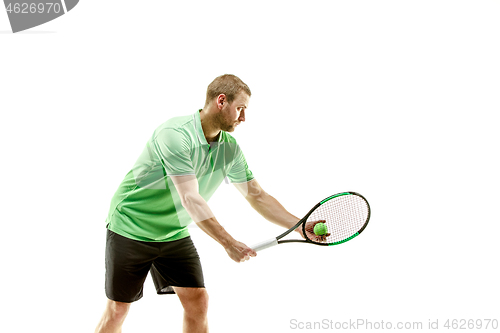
[95,74,312,333]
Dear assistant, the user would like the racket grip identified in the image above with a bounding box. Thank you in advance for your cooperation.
[252,238,278,252]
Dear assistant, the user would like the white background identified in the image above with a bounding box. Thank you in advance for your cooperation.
[1,1,499,332]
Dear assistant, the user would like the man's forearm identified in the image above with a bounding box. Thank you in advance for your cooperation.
[182,195,236,247]
[248,192,301,232]
[195,217,237,247]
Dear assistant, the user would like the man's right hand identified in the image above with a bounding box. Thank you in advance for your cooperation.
[225,241,257,263]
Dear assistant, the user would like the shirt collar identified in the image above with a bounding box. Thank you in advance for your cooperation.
[194,109,207,146]
[194,109,223,146]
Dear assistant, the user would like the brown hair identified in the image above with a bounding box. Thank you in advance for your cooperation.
[204,74,251,106]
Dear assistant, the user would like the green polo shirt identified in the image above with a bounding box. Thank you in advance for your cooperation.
[105,110,254,242]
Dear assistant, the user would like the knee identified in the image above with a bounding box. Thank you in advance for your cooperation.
[184,289,209,316]
[107,300,131,321]
[197,290,209,314]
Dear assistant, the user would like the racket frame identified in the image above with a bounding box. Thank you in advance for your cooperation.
[252,192,370,252]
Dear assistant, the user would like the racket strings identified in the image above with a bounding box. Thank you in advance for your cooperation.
[307,195,369,244]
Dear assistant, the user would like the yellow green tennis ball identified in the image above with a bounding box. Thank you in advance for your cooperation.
[313,222,328,236]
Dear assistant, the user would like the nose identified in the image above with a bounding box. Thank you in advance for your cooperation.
[239,110,245,122]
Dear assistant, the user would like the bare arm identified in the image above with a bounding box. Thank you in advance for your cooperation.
[170,175,256,262]
[233,179,305,238]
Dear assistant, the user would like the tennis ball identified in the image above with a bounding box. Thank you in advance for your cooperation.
[313,222,328,236]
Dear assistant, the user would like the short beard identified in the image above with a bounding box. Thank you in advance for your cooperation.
[215,107,235,132]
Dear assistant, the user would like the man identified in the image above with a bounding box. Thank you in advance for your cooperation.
[95,74,319,333]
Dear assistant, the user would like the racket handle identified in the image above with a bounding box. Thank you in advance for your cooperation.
[252,238,278,252]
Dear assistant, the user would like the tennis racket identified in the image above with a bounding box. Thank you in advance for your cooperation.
[251,192,371,252]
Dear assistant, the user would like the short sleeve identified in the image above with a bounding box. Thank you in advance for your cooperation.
[227,145,254,183]
[153,128,195,176]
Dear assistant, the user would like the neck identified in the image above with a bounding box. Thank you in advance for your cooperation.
[199,108,221,143]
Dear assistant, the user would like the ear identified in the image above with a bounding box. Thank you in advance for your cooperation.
[216,94,226,110]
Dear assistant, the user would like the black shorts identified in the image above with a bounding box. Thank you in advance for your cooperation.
[105,229,205,303]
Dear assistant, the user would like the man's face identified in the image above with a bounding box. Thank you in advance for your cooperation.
[217,92,250,132]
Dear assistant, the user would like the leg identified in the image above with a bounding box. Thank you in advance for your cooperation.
[99,230,156,331]
[174,287,209,333]
[94,299,131,333]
